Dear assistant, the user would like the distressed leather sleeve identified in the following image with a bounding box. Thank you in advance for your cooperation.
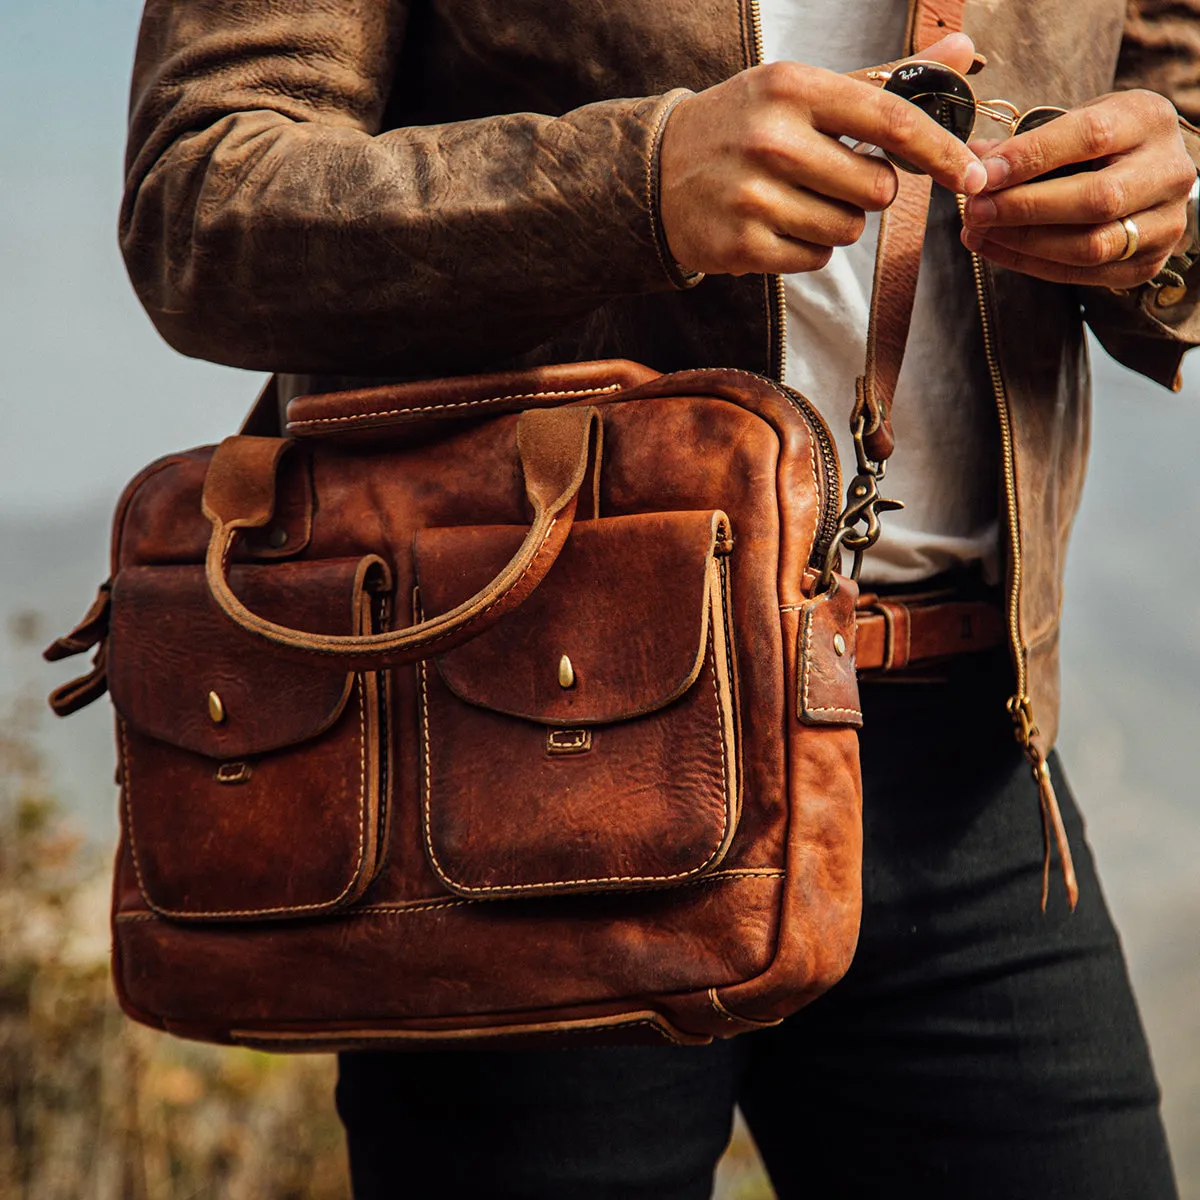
[119,0,692,376]
[1081,0,1200,391]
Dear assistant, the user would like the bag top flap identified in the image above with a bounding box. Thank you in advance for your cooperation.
[415,510,730,725]
[109,557,384,759]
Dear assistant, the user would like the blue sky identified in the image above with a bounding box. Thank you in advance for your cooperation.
[1,0,262,517]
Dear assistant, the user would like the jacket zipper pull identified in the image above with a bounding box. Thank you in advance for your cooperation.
[1008,696,1079,912]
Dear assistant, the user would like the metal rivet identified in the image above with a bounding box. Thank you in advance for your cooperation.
[833,633,847,657]
[558,654,576,689]
[208,691,226,724]
[267,527,289,549]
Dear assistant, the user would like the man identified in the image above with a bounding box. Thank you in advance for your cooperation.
[120,0,1198,1194]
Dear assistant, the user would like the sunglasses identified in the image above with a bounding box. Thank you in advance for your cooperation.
[865,61,1082,179]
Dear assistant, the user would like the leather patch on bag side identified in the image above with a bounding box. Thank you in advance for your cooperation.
[795,577,863,728]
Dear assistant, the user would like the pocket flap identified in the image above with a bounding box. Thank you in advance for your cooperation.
[415,511,730,725]
[109,557,388,758]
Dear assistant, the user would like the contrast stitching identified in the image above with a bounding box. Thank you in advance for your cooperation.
[230,1017,691,1048]
[645,97,676,282]
[120,676,369,920]
[644,90,699,287]
[290,385,622,429]
[112,868,787,924]
[799,602,863,720]
[419,636,735,894]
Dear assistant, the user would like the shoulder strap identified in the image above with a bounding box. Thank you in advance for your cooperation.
[821,0,967,584]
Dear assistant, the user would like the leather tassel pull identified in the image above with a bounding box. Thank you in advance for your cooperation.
[1033,753,1079,912]
[1008,694,1078,911]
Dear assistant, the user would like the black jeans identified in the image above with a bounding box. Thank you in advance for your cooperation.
[336,654,1177,1198]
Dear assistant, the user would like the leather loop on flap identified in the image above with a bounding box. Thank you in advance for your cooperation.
[517,404,600,515]
[201,436,294,530]
[417,511,729,725]
[201,407,601,668]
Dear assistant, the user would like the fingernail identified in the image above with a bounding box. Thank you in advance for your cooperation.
[964,161,987,195]
[964,196,996,224]
[982,157,1010,189]
[962,228,984,252]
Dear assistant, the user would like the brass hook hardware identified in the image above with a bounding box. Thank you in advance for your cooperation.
[207,691,226,724]
[817,413,903,592]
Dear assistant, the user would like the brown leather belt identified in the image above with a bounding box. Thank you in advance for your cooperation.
[854,591,1007,672]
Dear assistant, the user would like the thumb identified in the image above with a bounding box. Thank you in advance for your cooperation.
[849,32,979,83]
[907,32,977,74]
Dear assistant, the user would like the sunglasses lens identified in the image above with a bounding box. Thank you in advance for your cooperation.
[883,63,976,143]
[1012,106,1093,179]
[1012,106,1067,136]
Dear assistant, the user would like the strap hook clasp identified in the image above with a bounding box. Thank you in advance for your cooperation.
[817,414,903,591]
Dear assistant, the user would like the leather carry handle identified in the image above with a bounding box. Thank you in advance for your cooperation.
[201,405,602,668]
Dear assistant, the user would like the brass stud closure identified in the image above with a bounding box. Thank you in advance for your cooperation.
[558,654,576,689]
[207,691,227,724]
[267,527,289,549]
[833,633,847,657]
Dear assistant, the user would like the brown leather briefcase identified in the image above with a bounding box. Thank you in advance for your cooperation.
[45,167,937,1050]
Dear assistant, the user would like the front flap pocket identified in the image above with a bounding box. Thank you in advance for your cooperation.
[108,557,391,921]
[414,511,740,898]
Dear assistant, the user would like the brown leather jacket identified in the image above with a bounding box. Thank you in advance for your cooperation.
[120,0,1200,749]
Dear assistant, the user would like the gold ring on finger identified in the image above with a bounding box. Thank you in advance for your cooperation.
[1115,216,1140,262]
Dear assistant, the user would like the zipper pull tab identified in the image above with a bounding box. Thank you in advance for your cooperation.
[1007,696,1079,911]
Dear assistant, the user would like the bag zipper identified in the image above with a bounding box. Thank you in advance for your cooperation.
[959,197,1078,909]
[774,381,842,565]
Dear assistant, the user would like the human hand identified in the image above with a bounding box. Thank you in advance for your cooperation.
[659,33,988,277]
[960,90,1196,286]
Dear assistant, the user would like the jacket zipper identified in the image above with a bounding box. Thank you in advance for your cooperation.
[744,0,789,381]
[743,0,836,560]
[960,197,1078,909]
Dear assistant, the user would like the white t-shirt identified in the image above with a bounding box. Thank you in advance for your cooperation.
[758,0,1000,585]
